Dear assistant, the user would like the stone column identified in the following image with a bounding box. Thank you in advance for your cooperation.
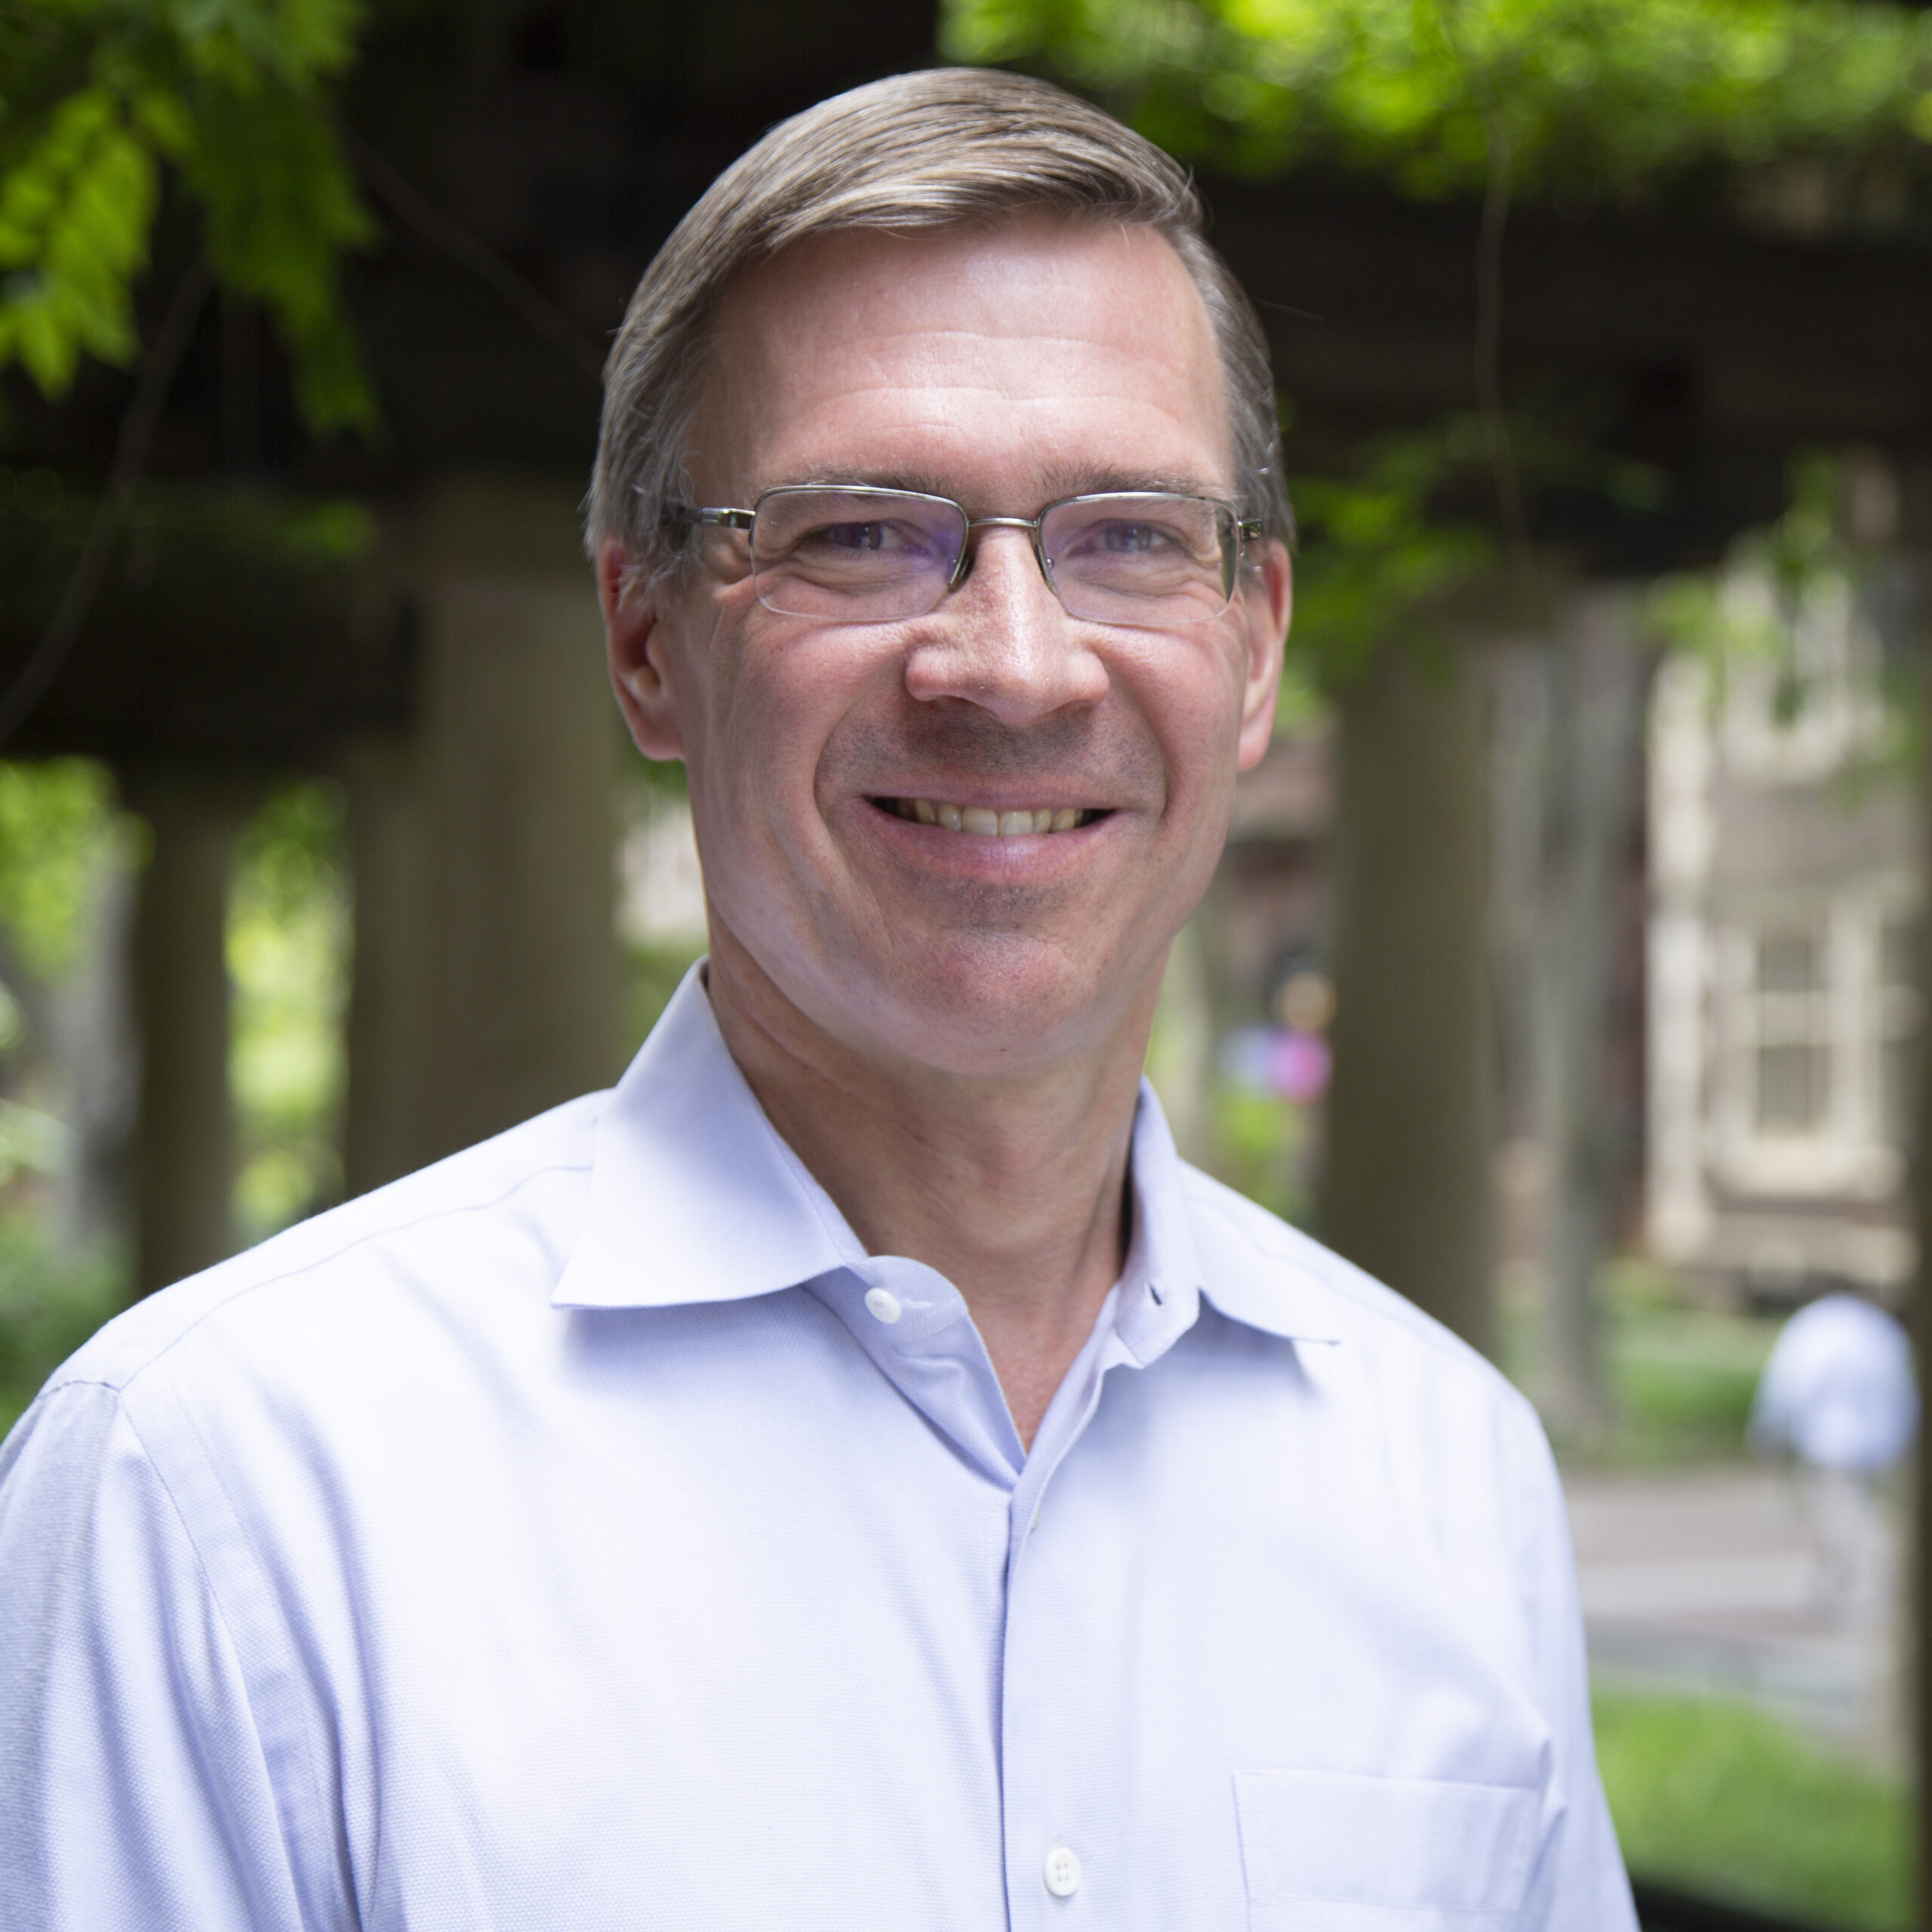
[343,475,621,1188]
[127,775,250,1297]
[1320,643,1496,1356]
[340,735,428,1198]
[46,831,138,1260]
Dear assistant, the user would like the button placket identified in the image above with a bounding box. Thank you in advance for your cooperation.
[1000,1307,1141,1925]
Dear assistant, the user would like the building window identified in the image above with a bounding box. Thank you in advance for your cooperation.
[1753,928,1829,1135]
[1879,915,1922,1149]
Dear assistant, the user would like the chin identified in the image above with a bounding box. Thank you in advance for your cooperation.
[843,942,1131,1075]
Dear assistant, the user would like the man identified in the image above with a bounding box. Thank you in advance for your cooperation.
[0,69,1635,1929]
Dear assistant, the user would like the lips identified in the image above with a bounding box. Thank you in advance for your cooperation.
[876,798,1097,836]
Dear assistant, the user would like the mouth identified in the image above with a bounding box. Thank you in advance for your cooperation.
[871,796,1103,837]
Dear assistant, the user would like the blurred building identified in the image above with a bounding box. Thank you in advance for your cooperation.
[1647,568,1922,1306]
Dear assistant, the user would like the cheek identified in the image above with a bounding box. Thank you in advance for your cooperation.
[1141,629,1254,803]
[692,622,891,862]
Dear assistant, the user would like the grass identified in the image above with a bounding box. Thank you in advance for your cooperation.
[1504,1260,1784,1465]
[1608,1296,1777,1464]
[1596,1689,1912,1930]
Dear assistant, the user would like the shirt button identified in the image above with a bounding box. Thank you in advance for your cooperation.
[863,1286,903,1324]
[1043,1845,1081,1897]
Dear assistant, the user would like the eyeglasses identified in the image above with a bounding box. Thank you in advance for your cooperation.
[663,485,1263,629]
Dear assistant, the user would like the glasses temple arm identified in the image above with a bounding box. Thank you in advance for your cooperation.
[661,504,755,532]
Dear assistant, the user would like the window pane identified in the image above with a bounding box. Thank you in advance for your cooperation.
[1881,918,1921,994]
[1758,931,1818,995]
[1882,1038,1918,1148]
[1756,1042,1826,1132]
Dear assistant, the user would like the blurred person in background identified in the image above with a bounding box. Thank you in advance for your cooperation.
[0,71,1635,1930]
[1749,1291,1918,1623]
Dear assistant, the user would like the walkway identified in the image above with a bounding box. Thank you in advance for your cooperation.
[1561,1465,1906,1766]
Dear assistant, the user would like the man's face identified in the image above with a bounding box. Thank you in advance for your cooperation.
[601,217,1289,1080]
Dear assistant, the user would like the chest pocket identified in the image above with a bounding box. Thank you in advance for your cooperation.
[1235,1768,1541,1930]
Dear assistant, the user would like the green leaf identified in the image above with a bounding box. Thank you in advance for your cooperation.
[944,0,1932,198]
[181,73,377,428]
[0,83,156,394]
[0,0,377,429]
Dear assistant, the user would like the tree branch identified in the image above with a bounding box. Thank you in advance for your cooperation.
[343,131,606,383]
[0,258,216,749]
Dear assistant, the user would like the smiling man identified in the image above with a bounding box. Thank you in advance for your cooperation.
[0,70,1635,1932]
[598,209,1286,1448]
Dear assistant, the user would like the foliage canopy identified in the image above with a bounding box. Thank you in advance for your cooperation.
[943,0,1932,201]
[0,0,375,429]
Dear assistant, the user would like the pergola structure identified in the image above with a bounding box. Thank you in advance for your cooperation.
[6,9,1930,1300]
[3,11,1930,1914]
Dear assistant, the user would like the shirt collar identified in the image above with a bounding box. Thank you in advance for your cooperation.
[553,962,1343,1349]
[552,966,866,1310]
[1109,1066,1343,1357]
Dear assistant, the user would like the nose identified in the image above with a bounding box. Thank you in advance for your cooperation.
[901,525,1109,728]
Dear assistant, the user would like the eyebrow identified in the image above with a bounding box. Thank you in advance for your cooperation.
[757,464,1234,506]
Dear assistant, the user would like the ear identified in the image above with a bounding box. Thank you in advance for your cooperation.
[1235,539,1292,773]
[598,537,687,762]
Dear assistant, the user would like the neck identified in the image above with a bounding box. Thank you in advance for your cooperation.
[703,924,1158,1450]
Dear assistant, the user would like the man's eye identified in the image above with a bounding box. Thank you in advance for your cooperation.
[1084,519,1192,559]
[808,521,915,553]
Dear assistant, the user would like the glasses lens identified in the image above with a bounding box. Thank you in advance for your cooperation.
[749,488,965,621]
[1041,494,1236,627]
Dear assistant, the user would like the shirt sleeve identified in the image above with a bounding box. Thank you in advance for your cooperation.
[0,1380,309,1932]
[1506,1404,1639,1932]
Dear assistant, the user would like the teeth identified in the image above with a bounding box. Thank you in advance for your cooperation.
[887,798,1092,836]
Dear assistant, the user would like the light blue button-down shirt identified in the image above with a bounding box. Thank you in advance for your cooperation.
[1,970,1635,1930]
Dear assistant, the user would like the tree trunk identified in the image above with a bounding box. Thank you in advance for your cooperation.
[1909,565,1932,1932]
[1321,645,1495,1355]
[1884,460,1932,1932]
[1533,590,1649,1441]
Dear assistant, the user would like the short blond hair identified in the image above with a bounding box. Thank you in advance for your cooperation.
[585,67,1289,564]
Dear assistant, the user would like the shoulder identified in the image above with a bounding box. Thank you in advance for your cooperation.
[45,1091,610,1404]
[1178,1166,1567,1619]
[2,1093,614,1654]
[1179,1161,1542,1432]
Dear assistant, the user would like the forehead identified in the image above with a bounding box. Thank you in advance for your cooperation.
[694,217,1233,502]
